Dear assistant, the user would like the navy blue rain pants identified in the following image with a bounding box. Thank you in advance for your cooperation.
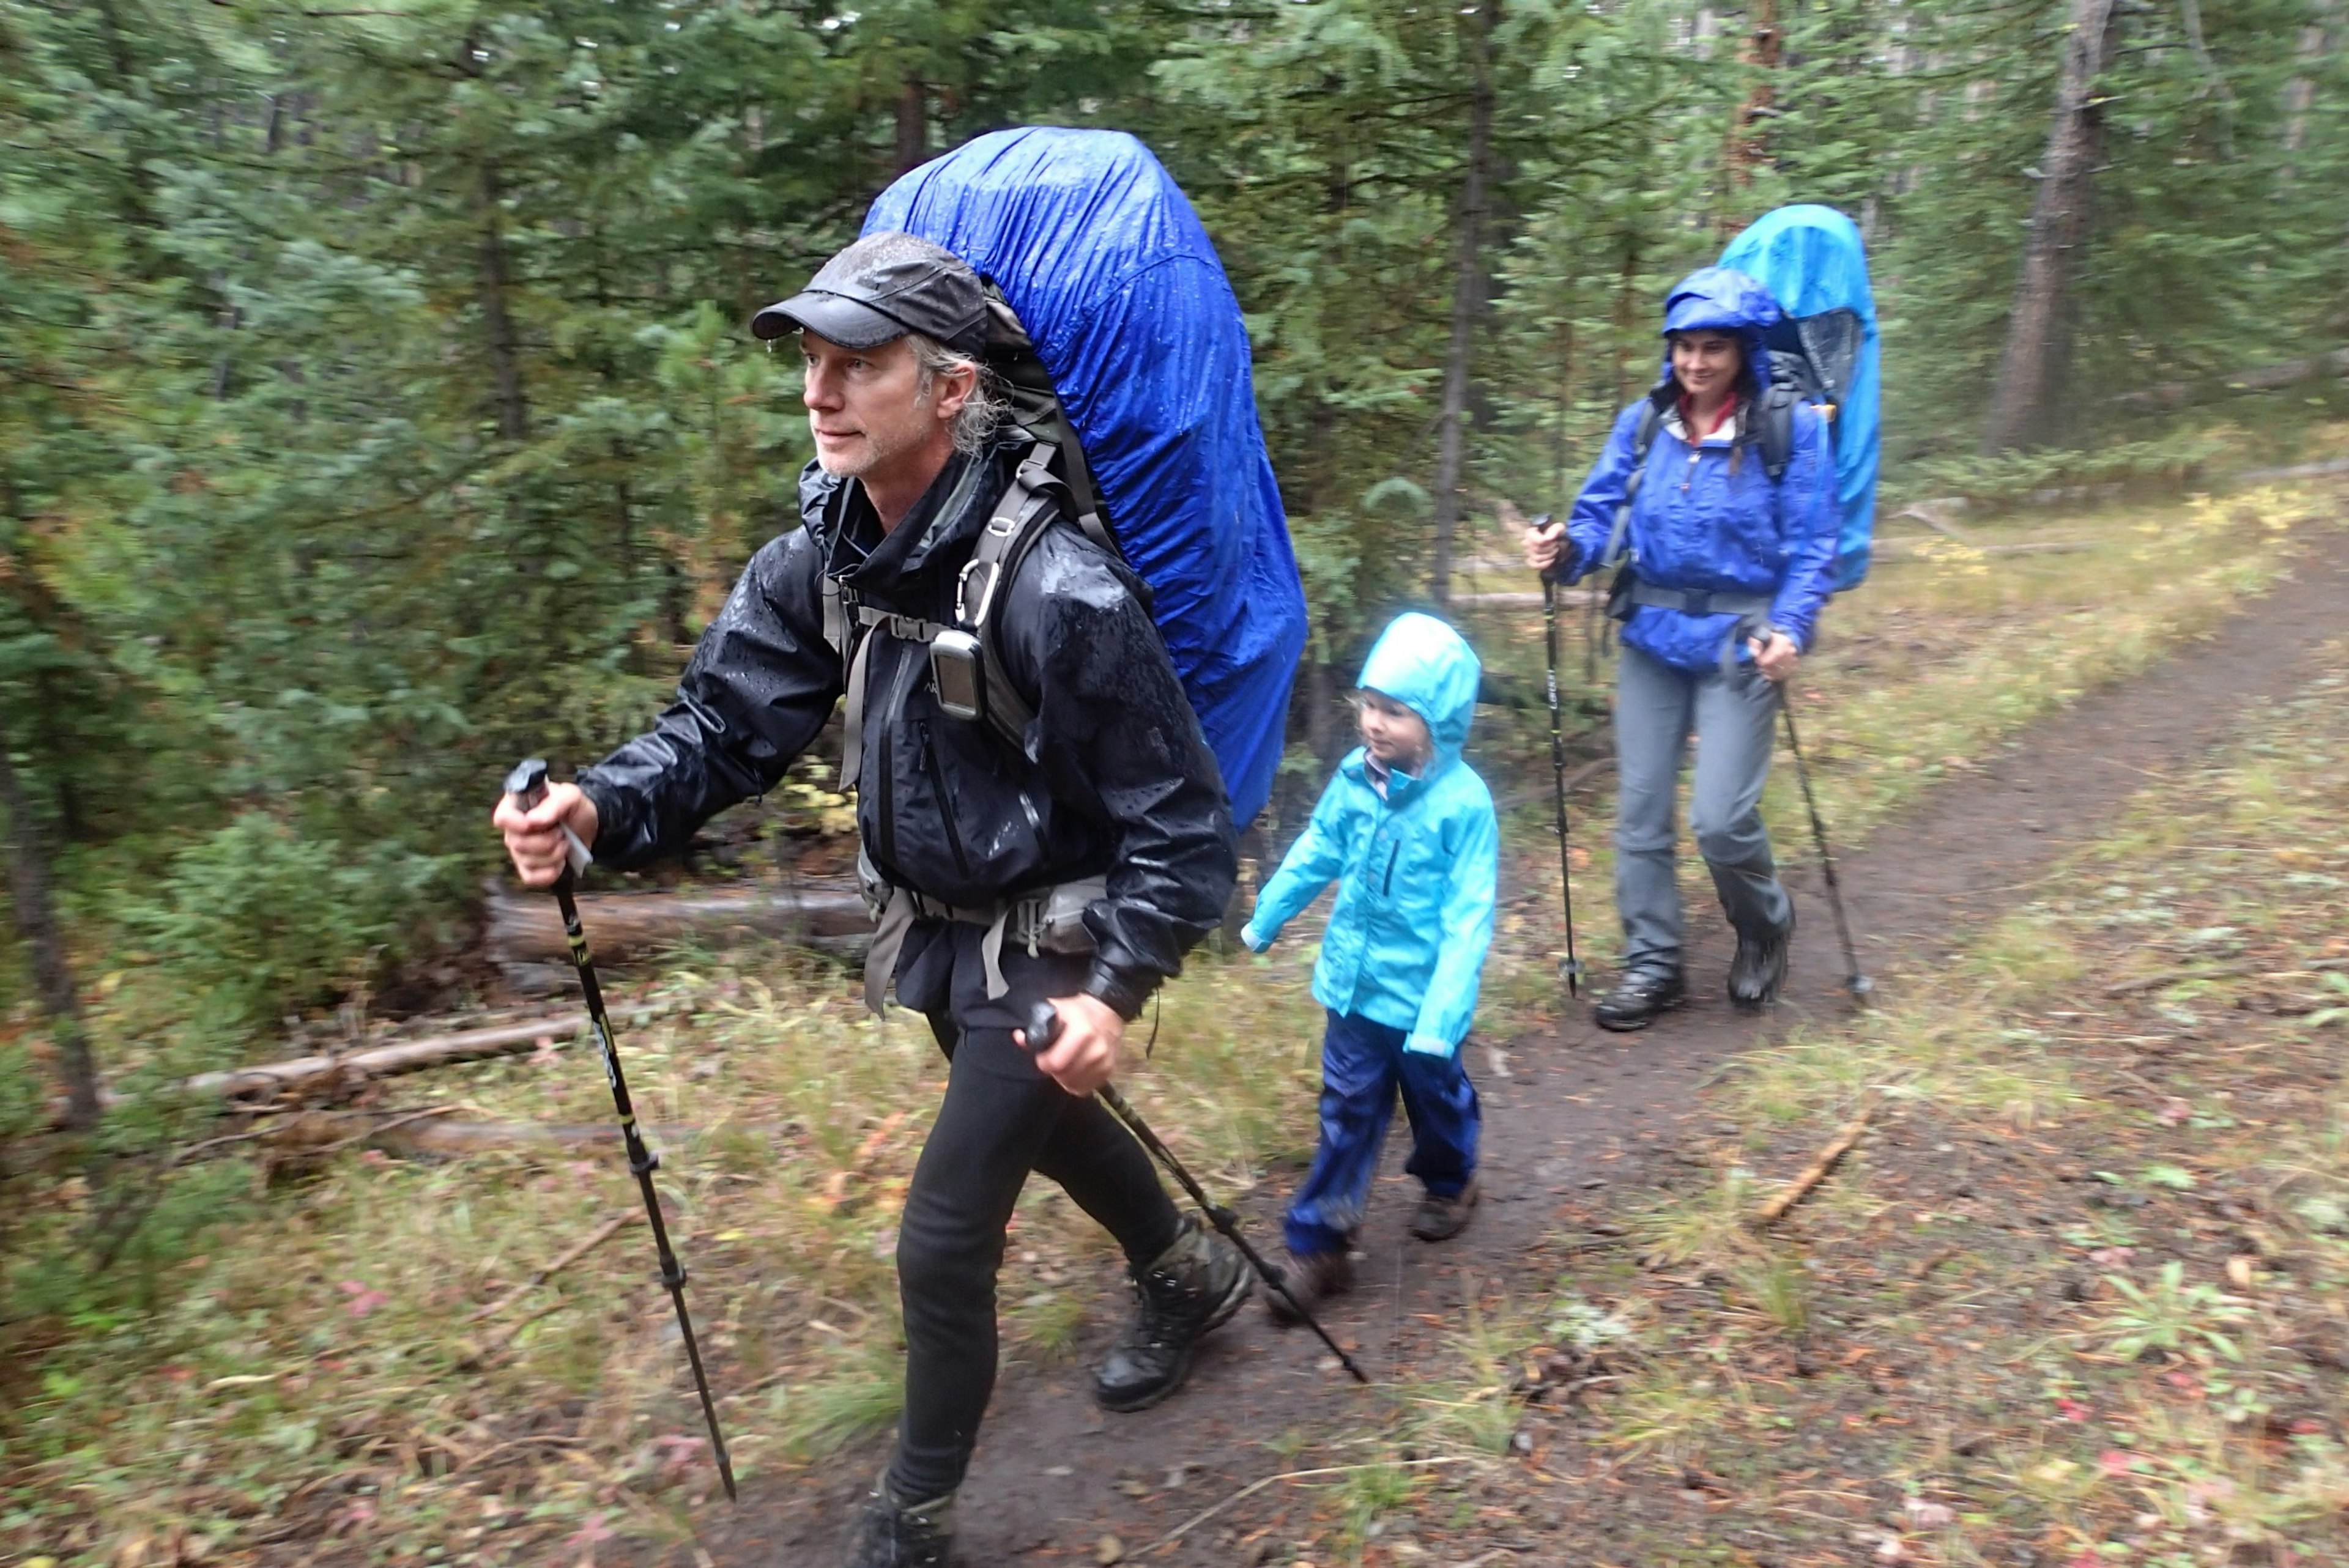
[1283,1010,1480,1256]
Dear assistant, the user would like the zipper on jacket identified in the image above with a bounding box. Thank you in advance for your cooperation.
[920,719,972,880]
[1381,839,1401,896]
[874,647,916,879]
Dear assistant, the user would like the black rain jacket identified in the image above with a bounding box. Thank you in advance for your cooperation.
[574,439,1239,1019]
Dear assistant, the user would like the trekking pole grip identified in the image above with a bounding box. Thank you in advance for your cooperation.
[503,756,593,877]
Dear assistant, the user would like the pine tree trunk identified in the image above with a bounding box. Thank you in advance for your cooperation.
[896,78,929,174]
[2282,0,2340,171]
[1981,0,2121,455]
[0,742,100,1132]
[1721,0,1783,229]
[1428,0,1499,607]
[477,161,530,443]
[1611,236,1644,407]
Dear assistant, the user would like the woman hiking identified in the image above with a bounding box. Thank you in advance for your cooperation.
[1523,265,1836,1031]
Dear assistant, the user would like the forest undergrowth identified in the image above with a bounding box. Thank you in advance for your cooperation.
[4,467,2347,1566]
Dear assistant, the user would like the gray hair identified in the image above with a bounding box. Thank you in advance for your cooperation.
[907,331,1004,456]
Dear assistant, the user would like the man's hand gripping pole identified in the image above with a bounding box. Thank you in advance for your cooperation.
[503,759,739,1502]
[1026,1002,1369,1385]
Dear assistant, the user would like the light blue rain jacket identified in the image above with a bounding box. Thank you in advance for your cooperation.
[1240,613,1499,1057]
[1561,267,1839,675]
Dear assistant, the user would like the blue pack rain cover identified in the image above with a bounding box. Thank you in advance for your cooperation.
[866,127,1307,828]
[1719,204,1881,590]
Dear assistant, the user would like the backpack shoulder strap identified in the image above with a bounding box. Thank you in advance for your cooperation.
[1633,399,1661,467]
[1604,398,1664,569]
[959,445,1066,754]
[1757,383,1798,483]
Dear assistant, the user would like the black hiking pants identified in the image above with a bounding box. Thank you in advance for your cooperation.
[885,920,1181,1505]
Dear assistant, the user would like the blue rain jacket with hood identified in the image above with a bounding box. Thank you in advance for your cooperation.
[1560,266,1839,675]
[1240,614,1498,1058]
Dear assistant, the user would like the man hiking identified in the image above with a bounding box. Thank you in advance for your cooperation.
[494,232,1248,1568]
[1522,265,1836,1030]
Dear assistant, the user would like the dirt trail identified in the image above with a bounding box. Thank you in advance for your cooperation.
[699,533,2349,1566]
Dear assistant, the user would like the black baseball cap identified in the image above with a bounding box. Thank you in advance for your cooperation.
[750,232,989,357]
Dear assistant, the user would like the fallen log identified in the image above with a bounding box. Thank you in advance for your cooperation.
[487,881,870,969]
[2114,344,2349,412]
[1450,586,1605,610]
[182,1005,672,1101]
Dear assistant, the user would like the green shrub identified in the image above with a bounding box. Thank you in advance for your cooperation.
[122,812,446,1028]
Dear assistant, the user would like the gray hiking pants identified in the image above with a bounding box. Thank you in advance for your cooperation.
[1614,643,1792,977]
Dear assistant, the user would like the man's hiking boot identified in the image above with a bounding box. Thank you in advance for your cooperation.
[844,1474,956,1568]
[1594,969,1687,1032]
[1409,1177,1480,1242]
[1265,1247,1353,1325]
[1093,1215,1250,1413]
[1728,914,1794,1011]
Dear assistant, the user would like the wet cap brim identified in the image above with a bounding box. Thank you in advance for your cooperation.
[749,290,912,347]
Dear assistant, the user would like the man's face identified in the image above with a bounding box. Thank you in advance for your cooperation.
[801,331,949,483]
[1669,330,1743,402]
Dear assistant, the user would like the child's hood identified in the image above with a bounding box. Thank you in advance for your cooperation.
[1357,612,1482,766]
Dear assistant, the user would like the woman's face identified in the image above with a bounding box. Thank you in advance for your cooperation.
[1669,330,1743,403]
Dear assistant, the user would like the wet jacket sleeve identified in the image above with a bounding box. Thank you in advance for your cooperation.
[1239,773,1354,952]
[1767,406,1838,652]
[573,530,843,868]
[1406,793,1499,1057]
[1557,403,1647,586]
[1013,544,1239,1018]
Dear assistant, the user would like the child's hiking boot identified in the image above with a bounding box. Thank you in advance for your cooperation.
[1594,968,1687,1032]
[1409,1177,1480,1242]
[1727,913,1794,1011]
[1264,1247,1353,1325]
[1093,1215,1250,1413]
[844,1474,956,1568]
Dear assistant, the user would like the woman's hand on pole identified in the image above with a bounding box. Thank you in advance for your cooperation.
[1750,632,1800,684]
[1522,517,1568,576]
[1496,498,1565,575]
[493,782,599,887]
[1019,993,1126,1097]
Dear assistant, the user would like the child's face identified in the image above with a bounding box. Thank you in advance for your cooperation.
[1357,690,1433,771]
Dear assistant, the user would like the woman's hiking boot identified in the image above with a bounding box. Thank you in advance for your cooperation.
[844,1474,956,1568]
[1093,1215,1250,1413]
[1728,913,1794,1011]
[1265,1246,1353,1325]
[1594,968,1687,1032]
[1409,1177,1479,1241]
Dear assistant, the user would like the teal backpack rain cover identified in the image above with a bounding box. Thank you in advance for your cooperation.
[1719,204,1881,590]
[865,127,1307,828]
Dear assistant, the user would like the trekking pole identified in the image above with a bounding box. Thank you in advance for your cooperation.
[1767,697,1874,1002]
[502,759,739,1501]
[1025,1002,1370,1385]
[1534,516,1586,998]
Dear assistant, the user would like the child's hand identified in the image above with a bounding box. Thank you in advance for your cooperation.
[1239,922,1272,953]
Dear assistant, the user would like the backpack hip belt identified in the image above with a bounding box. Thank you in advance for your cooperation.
[1619,581,1775,676]
[858,846,1108,1015]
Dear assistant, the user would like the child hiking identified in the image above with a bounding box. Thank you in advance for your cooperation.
[1241,612,1498,1317]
